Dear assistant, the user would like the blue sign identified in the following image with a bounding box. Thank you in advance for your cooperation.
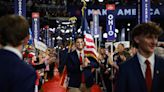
[106,4,115,41]
[43,25,51,47]
[32,12,40,40]
[14,0,26,17]
[28,28,33,45]
[141,0,151,22]
[93,10,100,38]
[67,5,163,19]
[87,7,160,19]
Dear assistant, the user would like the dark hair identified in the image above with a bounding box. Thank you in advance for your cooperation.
[108,45,115,52]
[100,41,105,48]
[74,35,84,42]
[131,21,163,48]
[0,15,29,47]
[118,43,125,48]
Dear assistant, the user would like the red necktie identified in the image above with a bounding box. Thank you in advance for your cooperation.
[145,60,152,92]
[79,53,83,65]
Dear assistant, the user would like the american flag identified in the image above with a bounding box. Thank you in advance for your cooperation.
[84,33,98,60]
[80,7,98,60]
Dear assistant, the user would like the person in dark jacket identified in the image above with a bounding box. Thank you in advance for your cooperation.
[67,35,99,92]
[115,22,164,92]
[0,15,36,92]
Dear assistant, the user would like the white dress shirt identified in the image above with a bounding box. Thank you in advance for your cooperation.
[137,52,155,78]
[76,50,84,62]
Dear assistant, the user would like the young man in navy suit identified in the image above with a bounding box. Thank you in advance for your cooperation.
[0,15,36,92]
[66,35,99,92]
[115,22,164,92]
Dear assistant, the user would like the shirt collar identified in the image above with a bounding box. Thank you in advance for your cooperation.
[76,49,83,54]
[76,49,84,57]
[137,52,155,66]
[3,46,22,59]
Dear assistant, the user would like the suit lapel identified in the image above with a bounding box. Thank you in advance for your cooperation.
[71,51,80,65]
[152,55,160,92]
[132,55,147,92]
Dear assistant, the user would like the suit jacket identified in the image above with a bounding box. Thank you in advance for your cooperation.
[58,48,68,73]
[67,50,99,88]
[115,54,164,92]
[0,49,36,92]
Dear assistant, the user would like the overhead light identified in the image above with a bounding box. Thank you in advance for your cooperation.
[66,38,69,40]
[127,28,130,31]
[98,0,103,2]
[39,37,42,40]
[52,37,55,40]
[56,36,62,40]
[115,29,119,33]
[77,28,81,33]
[61,29,65,33]
[65,29,70,33]
[56,20,60,23]
[70,29,73,32]
[103,33,108,38]
[62,21,71,25]
[49,28,55,32]
[115,2,120,5]
[85,0,90,2]
[127,23,131,26]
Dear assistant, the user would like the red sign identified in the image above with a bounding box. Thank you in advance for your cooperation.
[106,4,115,10]
[32,12,40,18]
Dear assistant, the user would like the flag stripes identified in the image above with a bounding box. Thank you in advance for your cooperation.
[84,33,98,60]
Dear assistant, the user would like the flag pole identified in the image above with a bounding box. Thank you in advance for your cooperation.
[81,0,87,17]
[81,0,87,35]
[81,0,100,84]
[111,42,114,92]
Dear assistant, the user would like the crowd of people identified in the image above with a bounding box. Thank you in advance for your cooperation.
[0,14,164,92]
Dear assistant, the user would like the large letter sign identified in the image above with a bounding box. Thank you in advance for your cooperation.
[106,4,115,41]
